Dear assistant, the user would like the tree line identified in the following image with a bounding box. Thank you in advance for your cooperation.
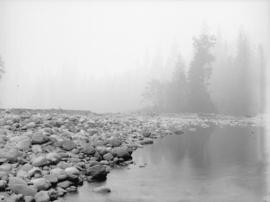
[143,31,265,116]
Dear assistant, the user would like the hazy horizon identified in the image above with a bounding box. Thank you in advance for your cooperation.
[0,0,269,113]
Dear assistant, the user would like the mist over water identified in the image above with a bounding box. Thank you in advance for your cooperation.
[0,0,269,113]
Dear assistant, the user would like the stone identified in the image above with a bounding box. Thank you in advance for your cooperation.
[0,180,7,191]
[46,152,61,163]
[107,137,121,147]
[31,178,51,191]
[61,140,75,151]
[57,180,72,189]
[93,186,111,194]
[44,174,58,184]
[66,186,77,192]
[81,144,95,155]
[16,138,32,150]
[32,145,42,153]
[65,167,80,179]
[32,156,49,167]
[34,191,50,202]
[50,168,67,181]
[0,148,19,163]
[28,167,42,178]
[86,165,108,181]
[24,196,34,202]
[32,134,49,144]
[56,187,66,197]
[8,177,37,196]
[140,139,154,145]
[48,189,58,200]
[103,153,113,161]
[112,147,131,160]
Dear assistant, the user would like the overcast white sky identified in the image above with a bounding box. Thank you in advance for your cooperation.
[0,0,269,113]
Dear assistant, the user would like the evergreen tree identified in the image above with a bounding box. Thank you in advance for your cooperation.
[187,34,216,113]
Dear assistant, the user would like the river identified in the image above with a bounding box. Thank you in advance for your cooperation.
[64,126,267,202]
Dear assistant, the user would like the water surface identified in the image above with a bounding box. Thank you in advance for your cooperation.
[64,126,267,202]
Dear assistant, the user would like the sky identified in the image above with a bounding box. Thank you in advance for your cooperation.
[0,0,269,113]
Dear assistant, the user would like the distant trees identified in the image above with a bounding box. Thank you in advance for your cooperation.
[210,31,265,116]
[143,53,188,113]
[187,34,216,113]
[143,30,265,116]
[143,33,216,113]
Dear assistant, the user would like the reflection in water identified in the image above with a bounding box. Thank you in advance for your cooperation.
[64,126,266,202]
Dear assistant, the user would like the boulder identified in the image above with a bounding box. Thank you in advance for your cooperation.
[65,167,80,179]
[32,134,49,144]
[0,148,19,163]
[8,177,37,196]
[46,152,61,163]
[93,186,111,194]
[28,167,42,178]
[81,144,95,155]
[61,140,75,151]
[0,180,7,191]
[34,191,50,202]
[50,168,67,181]
[140,139,154,145]
[31,178,51,191]
[44,174,58,184]
[57,180,72,189]
[86,165,108,181]
[103,153,113,161]
[107,137,121,147]
[31,156,49,167]
[112,147,131,160]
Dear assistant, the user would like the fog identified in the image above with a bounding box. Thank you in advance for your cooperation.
[0,0,269,113]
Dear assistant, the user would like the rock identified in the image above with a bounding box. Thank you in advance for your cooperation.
[57,180,72,189]
[32,156,49,167]
[140,139,154,145]
[16,138,32,150]
[61,140,75,151]
[28,167,42,178]
[48,189,58,200]
[46,152,61,163]
[24,196,34,202]
[17,169,28,178]
[66,186,77,193]
[44,174,58,184]
[32,145,42,153]
[81,144,95,155]
[173,130,184,135]
[0,164,12,172]
[56,187,66,197]
[142,130,151,137]
[0,180,7,190]
[95,146,108,156]
[0,148,19,163]
[103,153,113,161]
[34,191,50,202]
[112,147,131,160]
[31,178,51,191]
[65,167,79,179]
[32,134,49,144]
[8,177,37,196]
[107,137,121,147]
[50,168,67,181]
[93,186,111,194]
[86,165,108,181]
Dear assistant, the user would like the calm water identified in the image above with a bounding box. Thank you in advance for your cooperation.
[64,126,267,202]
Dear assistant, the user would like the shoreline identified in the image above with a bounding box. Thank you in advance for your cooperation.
[0,109,264,202]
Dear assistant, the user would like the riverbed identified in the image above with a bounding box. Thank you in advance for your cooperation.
[63,125,267,202]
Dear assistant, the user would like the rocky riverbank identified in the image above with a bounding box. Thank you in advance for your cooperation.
[0,109,264,202]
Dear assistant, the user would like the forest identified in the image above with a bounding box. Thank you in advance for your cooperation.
[143,30,265,116]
